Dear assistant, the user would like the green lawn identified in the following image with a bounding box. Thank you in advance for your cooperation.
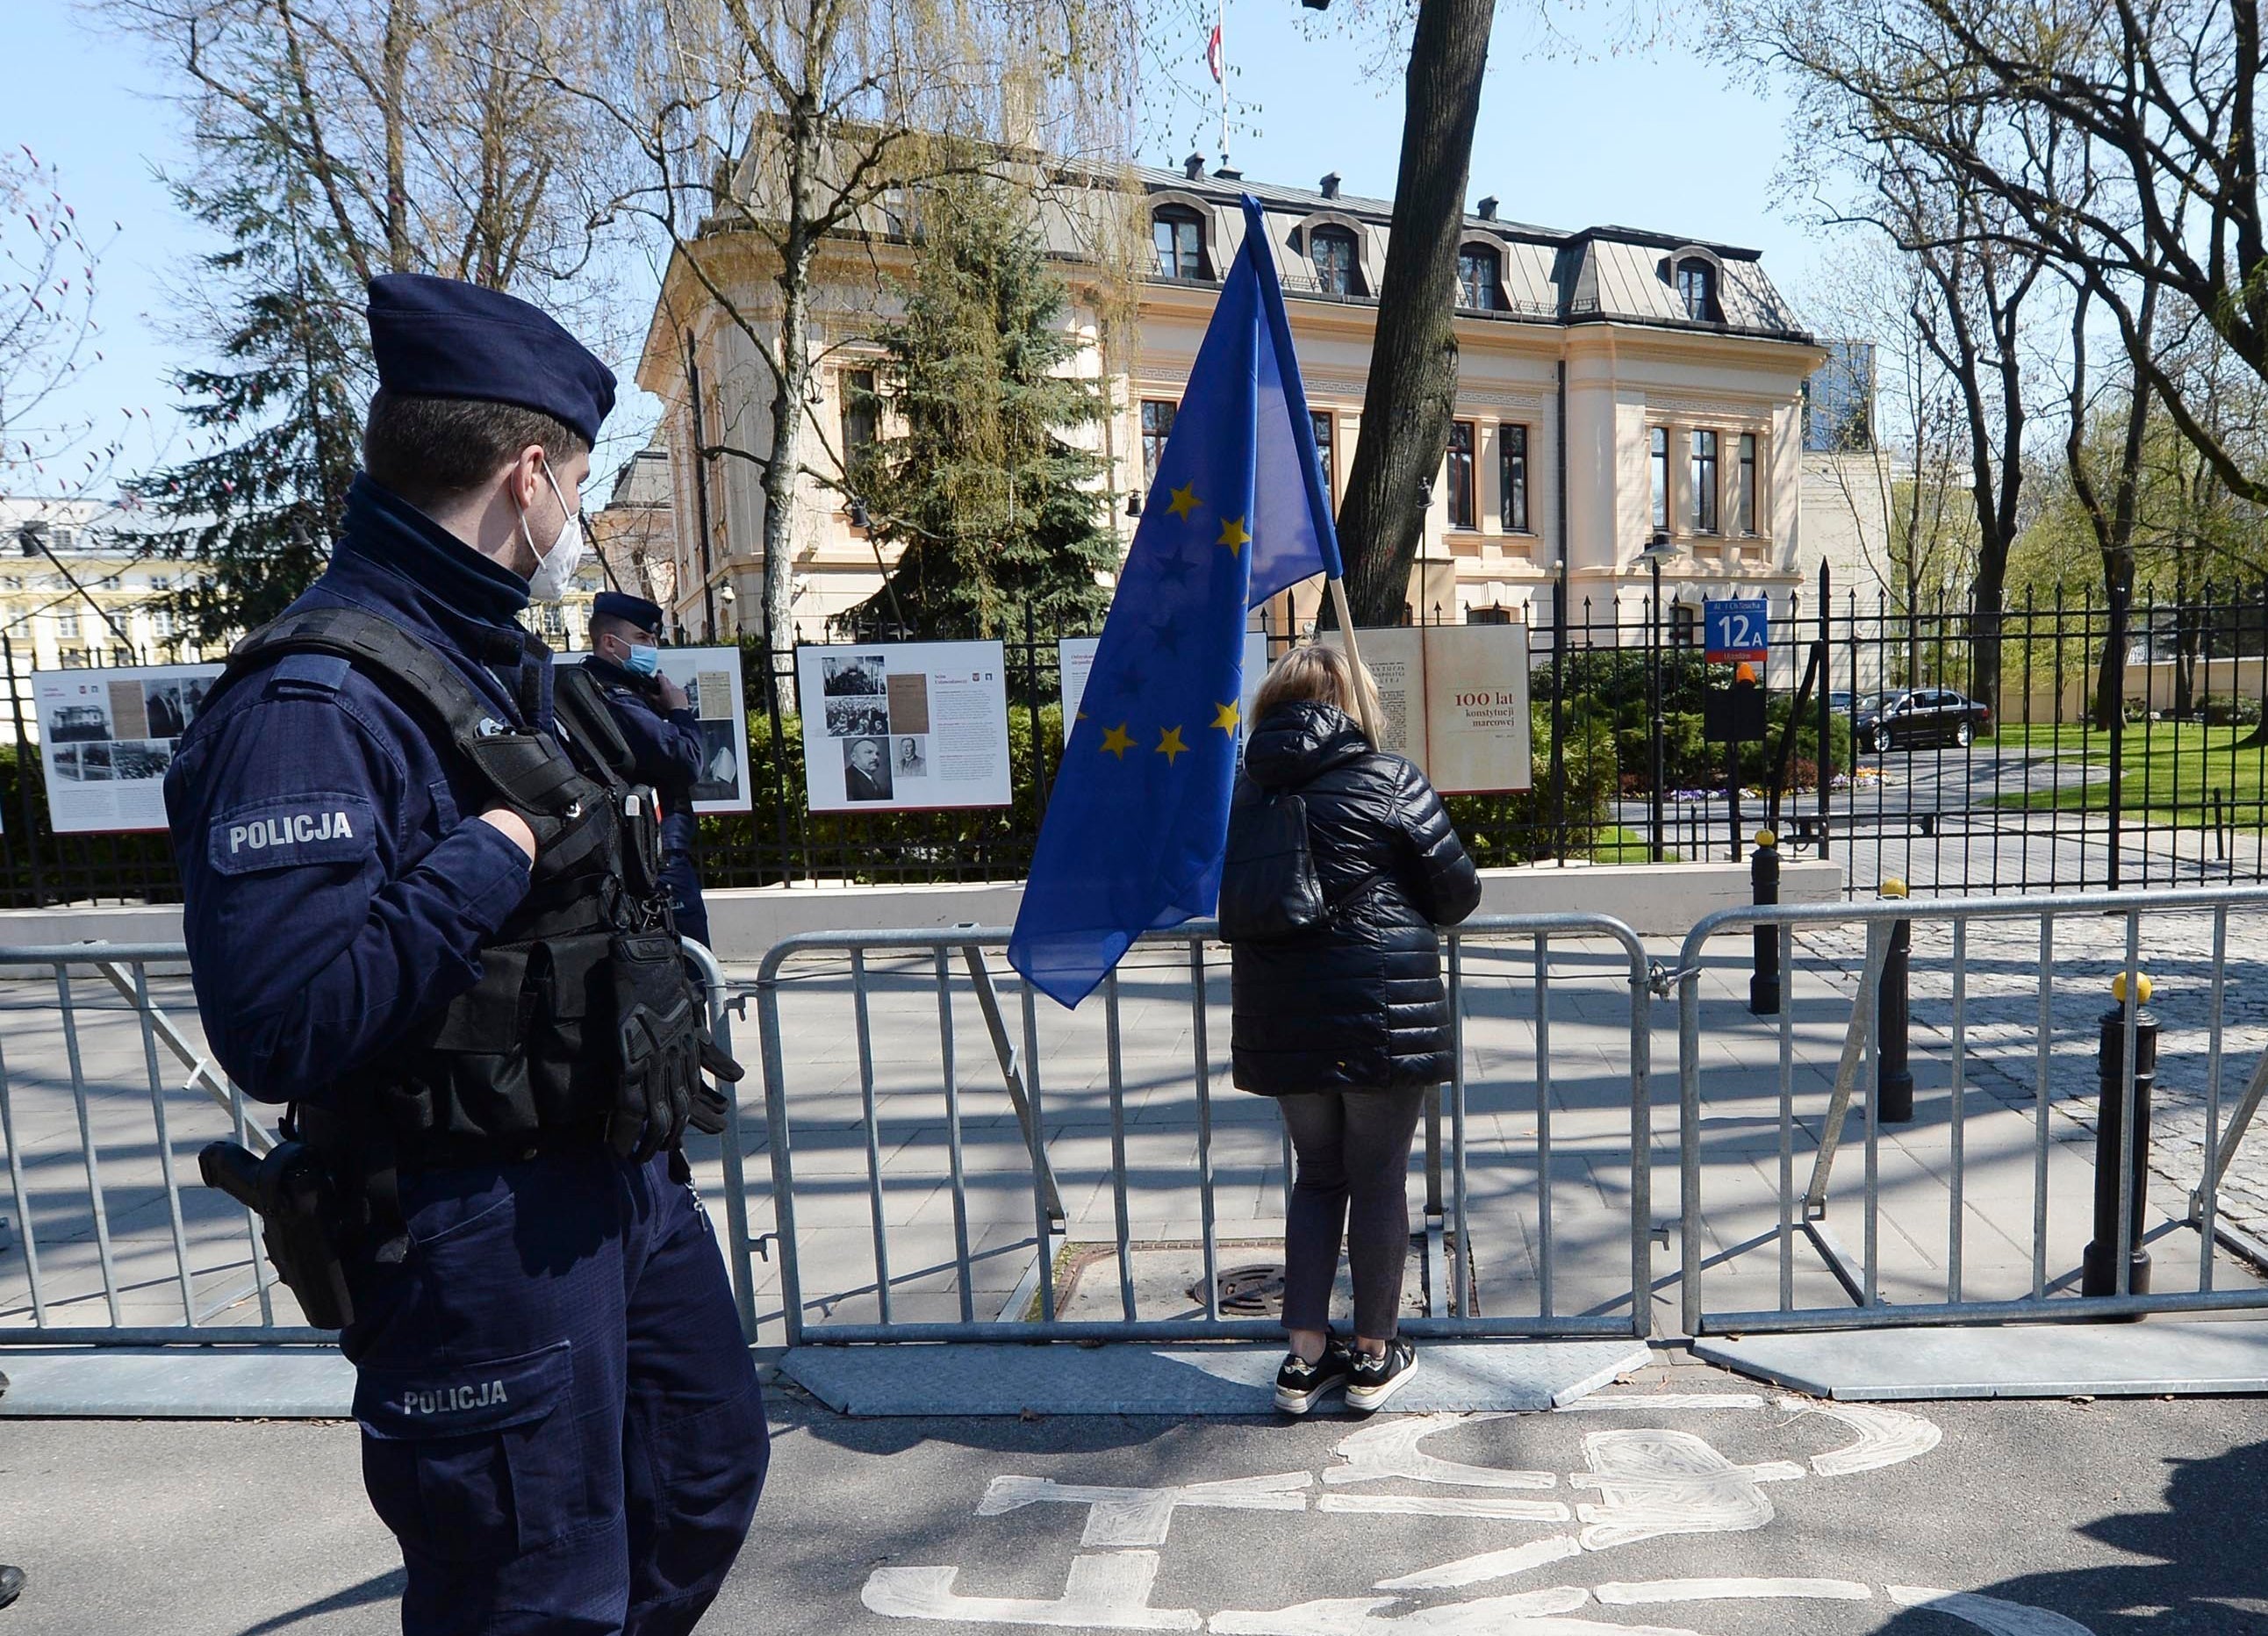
[1993,722,2114,758]
[1587,826,1681,864]
[1991,721,2268,825]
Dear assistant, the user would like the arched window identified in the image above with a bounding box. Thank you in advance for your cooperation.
[1152,206,1208,280]
[1310,226,1361,296]
[1675,257,1718,321]
[1456,244,1500,310]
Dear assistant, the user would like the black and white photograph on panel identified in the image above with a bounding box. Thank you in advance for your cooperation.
[841,735,894,802]
[823,697,890,739]
[821,652,887,697]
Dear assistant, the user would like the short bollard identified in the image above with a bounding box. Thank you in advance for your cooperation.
[2082,972,2159,1300]
[1877,879,1914,1124]
[1748,829,1781,1015]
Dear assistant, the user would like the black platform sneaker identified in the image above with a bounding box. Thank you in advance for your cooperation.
[1273,1342,1354,1415]
[1345,1340,1418,1414]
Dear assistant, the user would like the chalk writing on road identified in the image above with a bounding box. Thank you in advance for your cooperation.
[858,1396,2092,1633]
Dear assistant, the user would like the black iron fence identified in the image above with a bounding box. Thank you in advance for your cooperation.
[7,567,2268,907]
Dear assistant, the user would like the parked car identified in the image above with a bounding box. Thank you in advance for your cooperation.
[1854,687,1993,752]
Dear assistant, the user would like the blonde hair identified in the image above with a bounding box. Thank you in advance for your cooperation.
[1252,642,1383,743]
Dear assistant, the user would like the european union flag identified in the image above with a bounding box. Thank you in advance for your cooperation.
[1009,196,1342,1008]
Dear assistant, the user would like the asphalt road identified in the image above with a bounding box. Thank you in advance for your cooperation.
[2,1358,2264,1635]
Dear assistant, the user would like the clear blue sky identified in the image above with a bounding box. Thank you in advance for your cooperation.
[8,0,1828,499]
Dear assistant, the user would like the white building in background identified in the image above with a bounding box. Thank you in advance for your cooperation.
[0,492,618,743]
[640,159,1885,645]
[0,496,207,671]
[1795,340,1899,608]
[592,444,679,614]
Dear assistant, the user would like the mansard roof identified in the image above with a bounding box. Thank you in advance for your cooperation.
[1133,165,1808,341]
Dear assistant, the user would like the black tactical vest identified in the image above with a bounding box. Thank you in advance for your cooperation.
[209,606,671,1156]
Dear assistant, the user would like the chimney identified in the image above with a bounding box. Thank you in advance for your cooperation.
[1321,172,1341,200]
[1477,196,1498,220]
[1183,152,1206,180]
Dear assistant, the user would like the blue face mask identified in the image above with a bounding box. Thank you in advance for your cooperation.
[624,643,661,678]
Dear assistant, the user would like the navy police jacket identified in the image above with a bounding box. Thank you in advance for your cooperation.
[164,475,543,1105]
[585,655,704,856]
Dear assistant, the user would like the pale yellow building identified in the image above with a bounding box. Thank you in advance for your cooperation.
[639,162,1848,648]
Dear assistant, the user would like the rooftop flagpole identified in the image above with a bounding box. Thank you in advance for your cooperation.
[1209,0,1228,167]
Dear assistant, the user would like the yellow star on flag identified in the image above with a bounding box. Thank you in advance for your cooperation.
[1217,515,1250,556]
[1155,725,1188,765]
[1166,483,1201,520]
[1210,700,1240,735]
[1100,722,1134,759]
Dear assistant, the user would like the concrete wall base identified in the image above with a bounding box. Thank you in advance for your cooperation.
[707,858,1842,957]
[0,858,1842,964]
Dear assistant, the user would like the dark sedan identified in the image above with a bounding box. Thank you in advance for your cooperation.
[1855,687,1993,752]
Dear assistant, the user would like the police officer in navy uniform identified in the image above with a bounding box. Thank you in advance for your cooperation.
[585,592,712,949]
[165,274,767,1635]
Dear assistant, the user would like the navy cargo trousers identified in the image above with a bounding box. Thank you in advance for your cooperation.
[341,1146,767,1635]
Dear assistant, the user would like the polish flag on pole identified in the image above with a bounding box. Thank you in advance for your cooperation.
[1205,21,1224,82]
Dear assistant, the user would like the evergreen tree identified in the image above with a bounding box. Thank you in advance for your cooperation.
[111,0,611,645]
[128,111,365,646]
[844,181,1117,641]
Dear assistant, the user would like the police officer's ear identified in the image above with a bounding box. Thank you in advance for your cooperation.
[502,443,553,517]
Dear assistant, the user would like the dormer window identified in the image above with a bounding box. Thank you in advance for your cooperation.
[1310,226,1361,296]
[1456,244,1501,311]
[1675,257,1719,321]
[1152,206,1209,280]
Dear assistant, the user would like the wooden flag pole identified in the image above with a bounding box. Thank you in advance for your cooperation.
[1324,573,1385,748]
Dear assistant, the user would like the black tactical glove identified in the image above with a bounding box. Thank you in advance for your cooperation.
[690,1036,743,1135]
[610,931,745,1161]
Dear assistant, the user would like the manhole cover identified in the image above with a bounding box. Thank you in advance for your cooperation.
[1194,1263,1287,1315]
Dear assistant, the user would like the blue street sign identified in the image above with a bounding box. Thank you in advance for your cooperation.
[1705,597,1769,664]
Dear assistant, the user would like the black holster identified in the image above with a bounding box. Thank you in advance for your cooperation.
[197,1139,356,1330]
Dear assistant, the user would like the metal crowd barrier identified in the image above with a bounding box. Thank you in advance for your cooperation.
[0,940,755,1346]
[1674,886,2268,1335]
[0,943,322,1344]
[750,914,1656,1348]
[19,892,2265,1356]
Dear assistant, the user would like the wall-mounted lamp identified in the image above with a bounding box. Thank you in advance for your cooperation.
[848,499,871,529]
[1126,490,1144,517]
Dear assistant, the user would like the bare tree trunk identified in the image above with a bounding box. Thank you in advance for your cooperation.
[2068,284,2157,730]
[382,0,413,270]
[758,283,808,669]
[753,92,826,683]
[1335,0,1492,628]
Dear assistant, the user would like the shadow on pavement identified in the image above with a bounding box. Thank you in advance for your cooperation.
[780,1399,1191,1460]
[1880,1434,2268,1633]
[235,1568,406,1635]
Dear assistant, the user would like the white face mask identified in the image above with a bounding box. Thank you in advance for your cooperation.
[520,465,585,603]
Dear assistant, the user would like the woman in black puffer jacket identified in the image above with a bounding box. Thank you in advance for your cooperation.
[1220,644,1481,1416]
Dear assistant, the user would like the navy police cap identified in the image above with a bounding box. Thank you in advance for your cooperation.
[367,274,616,446]
[593,592,664,631]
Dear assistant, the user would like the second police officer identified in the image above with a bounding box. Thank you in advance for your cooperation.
[164,274,768,1635]
[584,592,713,949]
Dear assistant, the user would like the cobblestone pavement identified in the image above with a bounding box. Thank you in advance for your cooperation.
[1791,902,2268,1264]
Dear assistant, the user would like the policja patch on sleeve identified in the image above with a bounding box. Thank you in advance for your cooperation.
[209,792,379,875]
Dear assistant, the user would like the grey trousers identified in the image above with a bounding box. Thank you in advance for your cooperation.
[1275,1089,1425,1340]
